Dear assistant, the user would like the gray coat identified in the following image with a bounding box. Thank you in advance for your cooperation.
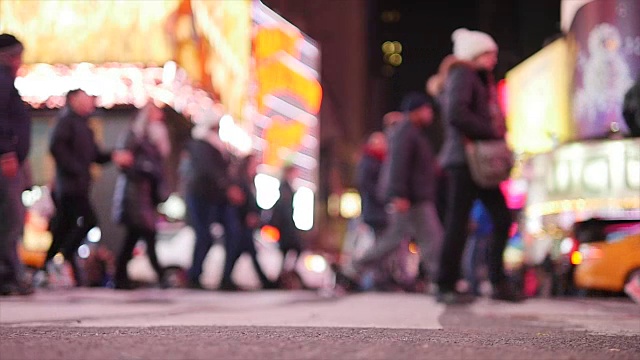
[439,63,502,168]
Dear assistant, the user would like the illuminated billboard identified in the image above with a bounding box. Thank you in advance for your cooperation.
[568,0,640,138]
[505,38,573,154]
[250,1,322,230]
[0,0,252,120]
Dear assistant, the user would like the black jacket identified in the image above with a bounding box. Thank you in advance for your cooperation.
[356,152,387,228]
[439,63,502,168]
[112,130,167,231]
[50,107,111,197]
[270,180,300,251]
[384,117,437,204]
[623,78,640,137]
[184,138,231,203]
[0,65,31,163]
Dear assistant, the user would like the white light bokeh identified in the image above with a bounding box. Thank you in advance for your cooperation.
[293,186,314,231]
[255,173,281,210]
[87,227,102,243]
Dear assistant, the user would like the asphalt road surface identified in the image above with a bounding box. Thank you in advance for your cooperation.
[1,289,638,359]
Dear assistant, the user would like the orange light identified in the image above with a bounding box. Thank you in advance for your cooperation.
[260,225,280,243]
[408,242,419,254]
[570,251,583,265]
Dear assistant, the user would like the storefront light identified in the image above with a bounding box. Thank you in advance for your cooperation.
[339,190,361,219]
[255,173,280,210]
[293,186,314,231]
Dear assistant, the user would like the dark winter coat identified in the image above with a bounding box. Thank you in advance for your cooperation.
[0,65,31,164]
[49,107,112,197]
[270,180,301,252]
[623,78,640,137]
[439,63,502,168]
[183,138,231,203]
[112,130,167,231]
[383,117,437,204]
[356,151,387,229]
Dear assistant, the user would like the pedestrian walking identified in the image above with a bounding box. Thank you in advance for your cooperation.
[44,89,133,287]
[270,164,304,287]
[340,93,444,288]
[183,106,244,290]
[220,154,277,290]
[112,101,171,290]
[0,33,33,296]
[356,132,388,237]
[436,28,522,303]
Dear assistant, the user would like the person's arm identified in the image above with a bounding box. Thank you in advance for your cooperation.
[387,125,411,199]
[446,66,498,140]
[356,158,381,203]
[386,125,413,211]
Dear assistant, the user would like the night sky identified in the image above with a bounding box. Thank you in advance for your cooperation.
[370,0,561,112]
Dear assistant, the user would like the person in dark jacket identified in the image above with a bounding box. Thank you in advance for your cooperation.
[341,92,444,287]
[44,89,133,286]
[356,131,388,236]
[270,163,304,286]
[112,102,171,289]
[622,75,640,137]
[220,154,276,290]
[436,28,521,304]
[184,106,244,290]
[0,34,33,296]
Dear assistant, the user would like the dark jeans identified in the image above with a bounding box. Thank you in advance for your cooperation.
[463,232,491,294]
[221,220,271,286]
[115,226,163,284]
[186,194,240,284]
[46,194,98,286]
[0,165,25,287]
[437,166,511,292]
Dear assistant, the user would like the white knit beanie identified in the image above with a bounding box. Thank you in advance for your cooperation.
[451,28,498,61]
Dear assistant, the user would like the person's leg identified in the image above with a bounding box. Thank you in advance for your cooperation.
[463,234,479,294]
[410,201,444,283]
[238,223,272,287]
[142,228,164,284]
[0,166,27,291]
[478,188,512,287]
[61,196,97,287]
[45,195,78,265]
[220,205,242,288]
[186,195,216,285]
[114,227,139,287]
[437,167,477,293]
[355,210,410,271]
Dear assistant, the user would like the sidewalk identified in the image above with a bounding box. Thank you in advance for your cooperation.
[0,288,445,329]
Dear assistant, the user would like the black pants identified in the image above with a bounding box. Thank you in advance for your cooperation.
[437,166,512,292]
[46,194,97,286]
[221,225,272,287]
[115,226,163,284]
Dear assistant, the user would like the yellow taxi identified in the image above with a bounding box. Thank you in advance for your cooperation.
[573,220,640,294]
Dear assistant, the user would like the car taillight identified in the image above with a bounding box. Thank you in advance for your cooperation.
[570,251,583,265]
[573,244,604,265]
